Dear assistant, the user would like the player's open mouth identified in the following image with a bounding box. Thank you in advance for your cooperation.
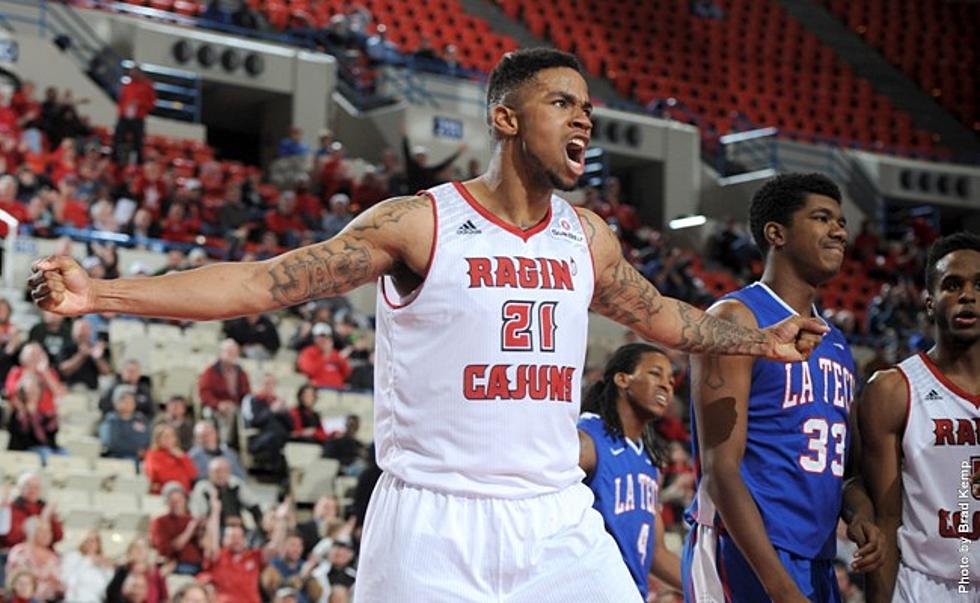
[952,310,977,327]
[565,137,587,176]
[654,392,669,407]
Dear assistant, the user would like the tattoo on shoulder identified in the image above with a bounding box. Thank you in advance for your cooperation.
[347,196,430,235]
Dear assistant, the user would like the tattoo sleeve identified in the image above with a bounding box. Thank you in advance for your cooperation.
[265,196,427,306]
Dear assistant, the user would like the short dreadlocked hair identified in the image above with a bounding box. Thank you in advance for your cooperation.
[925,231,980,292]
[749,172,842,256]
[581,343,671,468]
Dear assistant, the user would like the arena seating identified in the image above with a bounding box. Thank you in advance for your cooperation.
[118,0,521,73]
[820,0,978,131]
[499,0,949,158]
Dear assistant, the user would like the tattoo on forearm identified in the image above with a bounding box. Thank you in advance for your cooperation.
[265,196,427,306]
[267,238,372,306]
[592,258,665,326]
[674,301,767,355]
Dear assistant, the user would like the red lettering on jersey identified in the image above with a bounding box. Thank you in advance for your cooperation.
[537,258,553,289]
[958,419,977,446]
[463,364,575,402]
[547,259,573,290]
[463,364,488,398]
[938,509,980,540]
[934,419,956,445]
[467,258,493,288]
[494,257,518,288]
[517,257,539,289]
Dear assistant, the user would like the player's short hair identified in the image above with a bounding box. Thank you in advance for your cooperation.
[925,231,980,292]
[486,48,583,114]
[749,172,842,256]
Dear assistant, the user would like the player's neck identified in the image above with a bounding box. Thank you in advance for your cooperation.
[468,154,552,228]
[616,398,646,441]
[928,338,980,388]
[760,262,819,318]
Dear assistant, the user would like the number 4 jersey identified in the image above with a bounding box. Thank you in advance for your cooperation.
[374,181,595,498]
[685,282,856,560]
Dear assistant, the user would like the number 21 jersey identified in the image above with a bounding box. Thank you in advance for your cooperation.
[374,182,595,498]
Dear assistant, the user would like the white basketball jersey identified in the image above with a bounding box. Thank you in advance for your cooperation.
[374,182,595,498]
[896,352,980,583]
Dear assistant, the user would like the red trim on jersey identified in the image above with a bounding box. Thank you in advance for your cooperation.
[380,191,438,309]
[452,181,551,242]
[918,352,980,408]
[572,205,598,289]
[898,367,912,437]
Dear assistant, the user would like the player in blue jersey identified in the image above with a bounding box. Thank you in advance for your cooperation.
[579,343,683,600]
[681,173,883,603]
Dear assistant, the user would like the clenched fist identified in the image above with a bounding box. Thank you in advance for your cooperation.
[28,256,96,316]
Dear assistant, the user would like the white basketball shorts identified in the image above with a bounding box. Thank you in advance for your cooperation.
[352,473,643,602]
[893,563,979,602]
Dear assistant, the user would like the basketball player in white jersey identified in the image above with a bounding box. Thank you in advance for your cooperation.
[858,231,980,602]
[28,49,828,602]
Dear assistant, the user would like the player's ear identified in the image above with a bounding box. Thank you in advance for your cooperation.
[612,371,631,389]
[925,295,935,322]
[490,103,519,139]
[764,221,785,251]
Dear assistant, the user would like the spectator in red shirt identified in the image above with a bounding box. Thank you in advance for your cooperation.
[0,472,64,551]
[201,497,289,603]
[296,324,351,389]
[264,192,305,247]
[197,339,251,446]
[143,424,198,494]
[0,174,29,238]
[5,342,63,417]
[150,482,204,575]
[289,384,327,443]
[113,67,156,164]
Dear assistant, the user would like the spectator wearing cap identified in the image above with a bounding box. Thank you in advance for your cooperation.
[98,384,151,461]
[197,339,250,446]
[150,481,204,576]
[320,193,352,239]
[296,324,351,389]
[56,318,112,390]
[113,67,156,165]
[100,358,156,417]
[143,424,197,494]
[187,420,246,482]
[222,313,280,360]
[153,395,195,451]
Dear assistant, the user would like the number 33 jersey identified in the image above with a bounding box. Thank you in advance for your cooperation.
[685,282,856,560]
[374,182,595,498]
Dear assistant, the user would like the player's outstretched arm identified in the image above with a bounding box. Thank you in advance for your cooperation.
[691,300,808,603]
[28,196,431,321]
[577,209,826,362]
[856,369,907,603]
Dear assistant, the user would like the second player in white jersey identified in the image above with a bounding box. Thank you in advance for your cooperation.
[375,181,595,497]
[895,353,980,583]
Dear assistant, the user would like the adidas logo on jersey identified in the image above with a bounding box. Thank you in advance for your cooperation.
[925,389,943,401]
[457,220,481,235]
